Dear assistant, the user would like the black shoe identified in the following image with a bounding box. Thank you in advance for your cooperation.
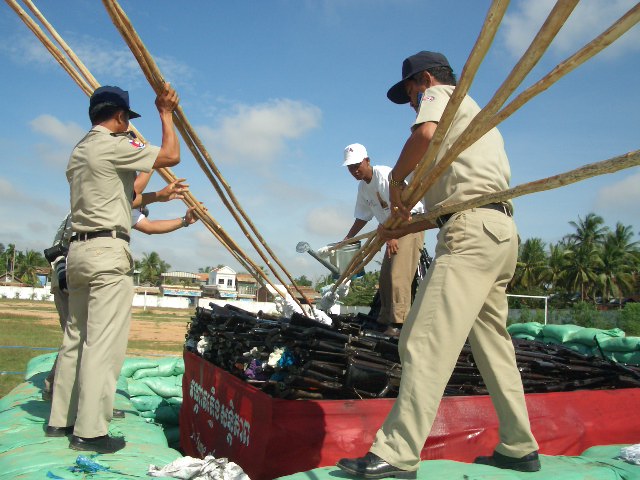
[474,450,541,472]
[112,409,125,419]
[45,425,74,437]
[337,452,417,479]
[69,434,125,454]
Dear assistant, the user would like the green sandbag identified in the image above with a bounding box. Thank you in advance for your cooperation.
[129,375,183,398]
[561,342,594,356]
[127,379,156,397]
[597,336,640,352]
[139,405,180,425]
[24,352,56,379]
[508,322,545,337]
[131,395,167,412]
[120,357,160,378]
[569,327,625,347]
[606,351,640,365]
[131,357,184,379]
[541,324,584,343]
[510,334,538,341]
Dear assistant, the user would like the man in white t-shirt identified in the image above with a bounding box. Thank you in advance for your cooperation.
[341,143,425,336]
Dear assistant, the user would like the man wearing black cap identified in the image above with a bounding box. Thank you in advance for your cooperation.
[337,52,540,478]
[47,83,181,454]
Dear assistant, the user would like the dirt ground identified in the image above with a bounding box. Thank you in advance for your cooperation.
[0,301,188,353]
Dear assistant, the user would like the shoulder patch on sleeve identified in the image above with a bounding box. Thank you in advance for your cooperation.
[129,138,146,149]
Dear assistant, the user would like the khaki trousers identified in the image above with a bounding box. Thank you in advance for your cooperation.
[44,285,69,393]
[370,208,538,471]
[49,236,134,438]
[377,231,425,325]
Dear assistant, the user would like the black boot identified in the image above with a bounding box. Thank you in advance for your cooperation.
[337,452,417,479]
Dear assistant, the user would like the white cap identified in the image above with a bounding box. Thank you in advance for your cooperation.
[342,143,368,167]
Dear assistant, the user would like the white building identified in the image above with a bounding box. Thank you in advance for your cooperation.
[206,266,237,299]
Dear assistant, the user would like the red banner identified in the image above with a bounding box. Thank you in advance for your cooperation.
[181,351,640,480]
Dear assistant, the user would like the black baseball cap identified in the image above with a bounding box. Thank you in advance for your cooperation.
[387,51,451,104]
[89,85,141,119]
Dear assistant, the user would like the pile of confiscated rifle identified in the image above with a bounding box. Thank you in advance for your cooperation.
[184,304,640,400]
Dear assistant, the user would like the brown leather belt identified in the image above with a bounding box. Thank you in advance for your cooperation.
[70,230,130,243]
[436,203,512,228]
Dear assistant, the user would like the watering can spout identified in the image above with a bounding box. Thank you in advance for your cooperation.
[296,241,340,276]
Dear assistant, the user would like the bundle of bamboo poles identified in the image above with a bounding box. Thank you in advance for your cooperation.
[6,0,314,314]
[331,0,640,290]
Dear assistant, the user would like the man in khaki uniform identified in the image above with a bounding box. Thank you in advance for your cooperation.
[341,143,424,336]
[337,51,540,478]
[47,83,181,454]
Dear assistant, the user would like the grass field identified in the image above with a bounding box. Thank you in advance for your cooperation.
[0,298,191,398]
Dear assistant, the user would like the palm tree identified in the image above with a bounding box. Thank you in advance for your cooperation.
[511,238,547,292]
[138,251,171,286]
[598,223,639,306]
[565,213,608,249]
[14,249,48,286]
[563,243,603,302]
[545,242,568,294]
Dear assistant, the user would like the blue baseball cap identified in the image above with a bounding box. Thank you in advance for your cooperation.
[89,85,141,119]
[387,51,451,104]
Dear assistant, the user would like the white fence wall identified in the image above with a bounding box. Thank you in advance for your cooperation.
[0,285,53,301]
[0,286,373,316]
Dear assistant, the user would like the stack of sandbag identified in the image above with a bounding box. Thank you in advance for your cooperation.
[0,354,181,479]
[121,356,184,448]
[507,322,640,364]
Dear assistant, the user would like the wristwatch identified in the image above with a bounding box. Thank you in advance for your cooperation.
[181,216,189,227]
[388,171,407,189]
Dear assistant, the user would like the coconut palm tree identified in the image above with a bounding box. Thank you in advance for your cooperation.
[545,242,568,293]
[511,238,548,292]
[138,251,171,286]
[563,243,603,302]
[15,249,48,286]
[565,213,608,249]
[598,223,639,306]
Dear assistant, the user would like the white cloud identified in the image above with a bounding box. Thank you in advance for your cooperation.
[29,115,85,167]
[2,32,192,88]
[0,178,24,201]
[501,0,640,59]
[197,99,322,166]
[304,204,353,237]
[594,170,640,216]
[30,115,85,146]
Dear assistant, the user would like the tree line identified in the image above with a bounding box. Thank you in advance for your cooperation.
[1,213,638,301]
[510,213,639,308]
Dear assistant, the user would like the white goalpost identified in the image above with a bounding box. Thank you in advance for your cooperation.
[507,294,549,325]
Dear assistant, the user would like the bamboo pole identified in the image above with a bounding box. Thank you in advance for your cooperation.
[101,0,313,309]
[334,1,638,286]
[8,0,294,302]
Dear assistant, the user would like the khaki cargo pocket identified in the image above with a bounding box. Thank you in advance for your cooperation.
[483,219,512,244]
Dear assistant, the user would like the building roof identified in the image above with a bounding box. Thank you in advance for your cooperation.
[212,266,236,275]
[161,271,200,279]
[236,273,258,283]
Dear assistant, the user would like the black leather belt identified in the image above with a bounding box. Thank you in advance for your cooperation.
[436,203,512,228]
[70,230,130,243]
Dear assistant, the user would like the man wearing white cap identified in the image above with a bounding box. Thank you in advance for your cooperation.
[341,143,424,336]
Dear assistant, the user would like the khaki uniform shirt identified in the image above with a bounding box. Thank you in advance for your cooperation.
[414,85,512,213]
[66,125,159,235]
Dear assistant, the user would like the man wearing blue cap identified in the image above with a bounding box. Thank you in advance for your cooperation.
[47,83,181,454]
[337,51,540,478]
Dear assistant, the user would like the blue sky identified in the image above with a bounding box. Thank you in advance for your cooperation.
[1,0,638,282]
